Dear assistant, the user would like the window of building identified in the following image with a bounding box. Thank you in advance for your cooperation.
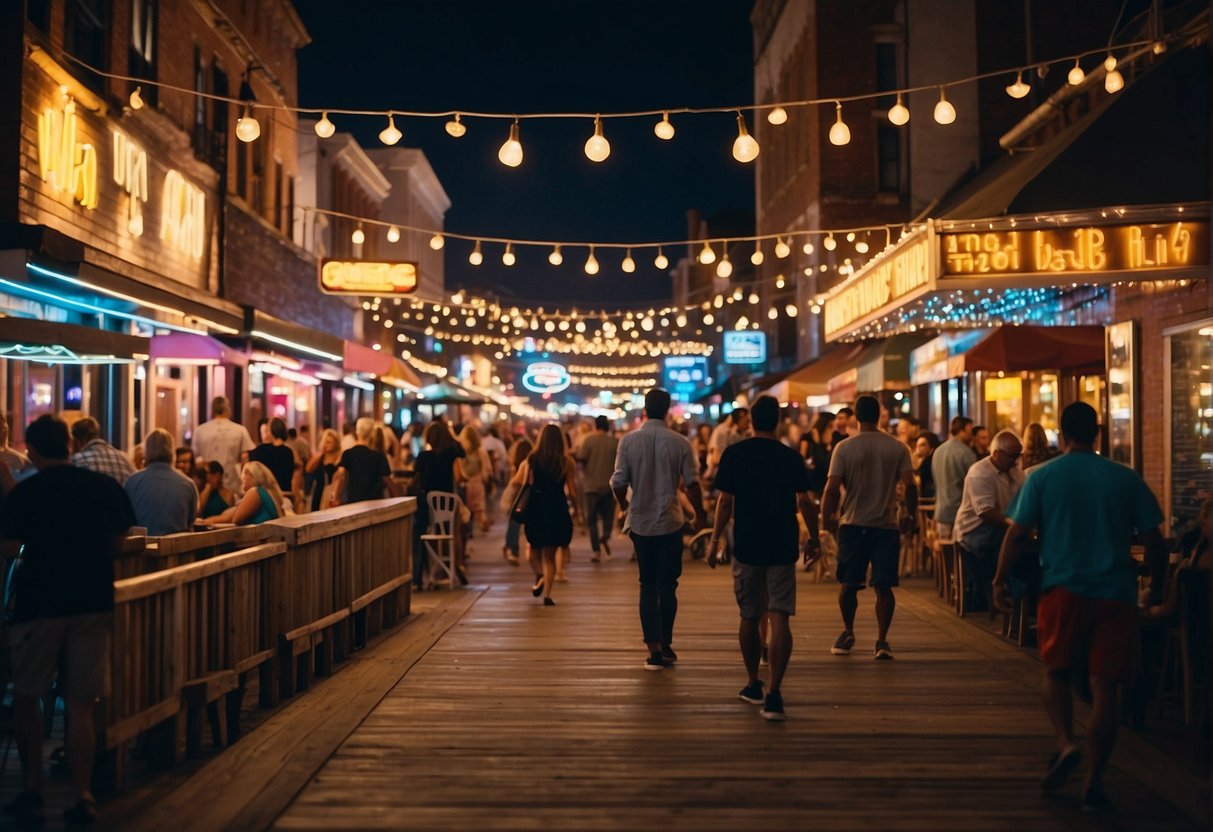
[27,0,51,31]
[64,0,111,94]
[192,47,207,153]
[875,42,898,109]
[129,0,157,107]
[877,126,901,193]
[209,65,229,170]
[251,119,268,215]
[273,159,284,233]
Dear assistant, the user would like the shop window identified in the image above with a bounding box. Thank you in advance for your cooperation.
[1168,324,1213,529]
[1106,321,1136,468]
[129,0,158,107]
[64,0,111,94]
[985,375,1024,433]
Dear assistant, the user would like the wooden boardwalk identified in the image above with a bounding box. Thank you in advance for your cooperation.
[114,522,1208,831]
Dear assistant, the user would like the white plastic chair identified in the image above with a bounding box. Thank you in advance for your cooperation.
[421,491,458,588]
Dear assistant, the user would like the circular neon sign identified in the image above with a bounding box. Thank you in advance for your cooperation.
[522,361,571,394]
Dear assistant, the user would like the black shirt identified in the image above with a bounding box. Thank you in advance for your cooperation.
[339,445,391,503]
[414,446,465,494]
[1,465,136,622]
[249,443,296,492]
[714,436,812,566]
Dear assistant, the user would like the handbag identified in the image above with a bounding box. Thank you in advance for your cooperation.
[508,467,533,524]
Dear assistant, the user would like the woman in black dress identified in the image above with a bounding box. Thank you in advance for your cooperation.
[509,424,580,605]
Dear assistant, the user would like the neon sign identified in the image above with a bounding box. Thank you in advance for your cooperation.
[37,96,98,209]
[320,259,419,295]
[522,362,571,394]
[111,130,148,236]
[161,170,206,259]
[825,233,933,339]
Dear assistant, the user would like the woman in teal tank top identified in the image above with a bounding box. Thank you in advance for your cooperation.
[198,461,286,525]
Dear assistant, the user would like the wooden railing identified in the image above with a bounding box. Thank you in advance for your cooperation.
[95,497,416,790]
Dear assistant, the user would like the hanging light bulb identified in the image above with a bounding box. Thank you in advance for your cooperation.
[828,102,850,146]
[654,248,669,269]
[698,241,717,265]
[498,120,523,167]
[855,240,869,254]
[235,105,261,142]
[716,253,733,278]
[846,232,856,242]
[1105,67,1124,93]
[622,249,636,273]
[548,245,564,266]
[351,224,365,245]
[654,111,675,140]
[129,86,144,110]
[933,88,956,125]
[750,243,764,266]
[429,233,445,250]
[584,247,599,275]
[767,106,788,125]
[703,312,715,325]
[1104,53,1118,72]
[785,304,798,318]
[1068,59,1085,86]
[887,93,909,126]
[1005,71,1031,99]
[748,292,760,305]
[502,243,516,266]
[802,241,815,255]
[767,307,778,320]
[823,234,837,251]
[379,113,402,146]
[775,274,785,289]
[445,113,467,137]
[312,110,335,138]
[469,241,483,265]
[584,116,611,162]
[386,225,400,243]
[731,113,760,163]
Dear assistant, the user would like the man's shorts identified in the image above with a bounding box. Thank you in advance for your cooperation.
[1037,587,1137,682]
[9,613,111,701]
[835,525,900,589]
[732,561,796,618]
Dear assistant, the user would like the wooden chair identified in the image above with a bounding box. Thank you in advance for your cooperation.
[421,491,458,588]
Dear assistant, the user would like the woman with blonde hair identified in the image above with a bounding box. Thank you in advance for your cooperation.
[456,425,492,533]
[306,428,343,511]
[199,460,286,525]
[507,424,580,605]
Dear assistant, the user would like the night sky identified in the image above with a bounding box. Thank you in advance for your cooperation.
[293,0,756,310]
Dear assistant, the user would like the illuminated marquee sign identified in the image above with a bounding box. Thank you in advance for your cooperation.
[111,130,148,237]
[37,96,98,210]
[941,222,1208,277]
[161,171,206,259]
[723,331,767,364]
[320,259,419,295]
[522,361,570,394]
[825,233,933,340]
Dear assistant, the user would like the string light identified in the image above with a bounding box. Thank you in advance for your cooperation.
[1005,72,1030,99]
[585,116,611,162]
[379,113,402,146]
[498,120,523,167]
[235,104,260,142]
[823,233,836,251]
[828,101,850,146]
[751,242,764,266]
[548,245,564,266]
[731,112,759,163]
[774,237,790,258]
[933,88,956,125]
[716,252,733,278]
[429,233,445,250]
[767,106,788,125]
[1104,53,1118,72]
[887,93,909,125]
[802,241,814,255]
[469,240,483,265]
[621,249,636,273]
[654,111,675,140]
[314,110,336,137]
[698,241,716,265]
[351,224,365,245]
[445,113,466,137]
[386,225,400,243]
[1068,59,1086,86]
[1105,65,1124,93]
[502,242,516,266]
[129,86,144,110]
[654,248,669,269]
[584,246,599,275]
[785,303,798,318]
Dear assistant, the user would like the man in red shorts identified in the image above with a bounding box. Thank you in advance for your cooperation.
[993,402,1165,812]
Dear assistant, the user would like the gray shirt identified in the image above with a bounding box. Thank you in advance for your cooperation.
[578,432,619,493]
[827,431,913,529]
[931,437,978,524]
[610,419,699,537]
[124,462,198,536]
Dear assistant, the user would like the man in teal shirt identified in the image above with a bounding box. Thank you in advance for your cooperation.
[993,402,1166,812]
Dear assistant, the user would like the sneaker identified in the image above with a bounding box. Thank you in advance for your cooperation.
[1081,786,1112,812]
[1041,747,1081,791]
[761,690,787,721]
[831,630,855,655]
[644,651,665,671]
[738,680,765,704]
[3,790,43,820]
[660,645,678,665]
[874,640,894,660]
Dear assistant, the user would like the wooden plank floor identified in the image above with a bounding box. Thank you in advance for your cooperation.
[262,523,1207,832]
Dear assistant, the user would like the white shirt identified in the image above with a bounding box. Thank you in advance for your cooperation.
[193,417,256,493]
[610,419,699,537]
[954,456,1024,540]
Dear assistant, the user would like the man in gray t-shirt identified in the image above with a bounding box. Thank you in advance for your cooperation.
[822,395,916,661]
[577,416,620,561]
[931,416,977,539]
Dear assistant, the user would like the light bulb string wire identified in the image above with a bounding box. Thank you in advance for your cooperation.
[58,38,1158,122]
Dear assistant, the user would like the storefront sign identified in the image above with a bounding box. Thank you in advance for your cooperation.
[522,361,570,394]
[37,96,98,210]
[825,233,933,340]
[941,222,1208,277]
[319,259,419,295]
[161,170,206,259]
[723,331,767,364]
[663,356,710,400]
[111,130,147,236]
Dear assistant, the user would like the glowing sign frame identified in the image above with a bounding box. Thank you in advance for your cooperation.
[319,259,419,295]
[522,361,571,394]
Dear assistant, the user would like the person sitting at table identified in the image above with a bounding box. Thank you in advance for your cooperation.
[199,461,285,525]
[1144,499,1210,619]
[198,460,236,517]
[124,429,197,536]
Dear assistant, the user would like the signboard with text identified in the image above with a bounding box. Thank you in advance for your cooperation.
[319,259,419,295]
[663,356,710,401]
[723,331,767,365]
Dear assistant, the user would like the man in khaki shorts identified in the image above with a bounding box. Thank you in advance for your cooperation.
[709,395,820,721]
[1,415,136,824]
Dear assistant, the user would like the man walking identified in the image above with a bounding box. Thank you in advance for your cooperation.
[931,416,977,540]
[821,395,916,660]
[709,395,819,720]
[193,397,256,494]
[70,417,135,485]
[611,388,705,671]
[577,415,619,562]
[1,415,136,824]
[954,430,1024,611]
[994,402,1165,811]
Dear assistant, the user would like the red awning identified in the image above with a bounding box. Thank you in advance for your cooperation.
[343,340,393,375]
[962,325,1105,374]
[150,332,247,365]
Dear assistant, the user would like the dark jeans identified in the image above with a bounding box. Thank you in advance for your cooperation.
[959,524,1005,610]
[585,491,615,551]
[631,530,683,646]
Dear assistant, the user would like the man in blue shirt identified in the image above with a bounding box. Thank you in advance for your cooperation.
[125,428,198,535]
[993,402,1166,812]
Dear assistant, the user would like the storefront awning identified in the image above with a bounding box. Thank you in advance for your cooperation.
[416,381,486,406]
[343,340,422,389]
[963,325,1106,374]
[762,342,869,403]
[827,333,932,402]
[245,309,343,363]
[149,332,247,366]
[910,329,994,386]
[0,315,148,362]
